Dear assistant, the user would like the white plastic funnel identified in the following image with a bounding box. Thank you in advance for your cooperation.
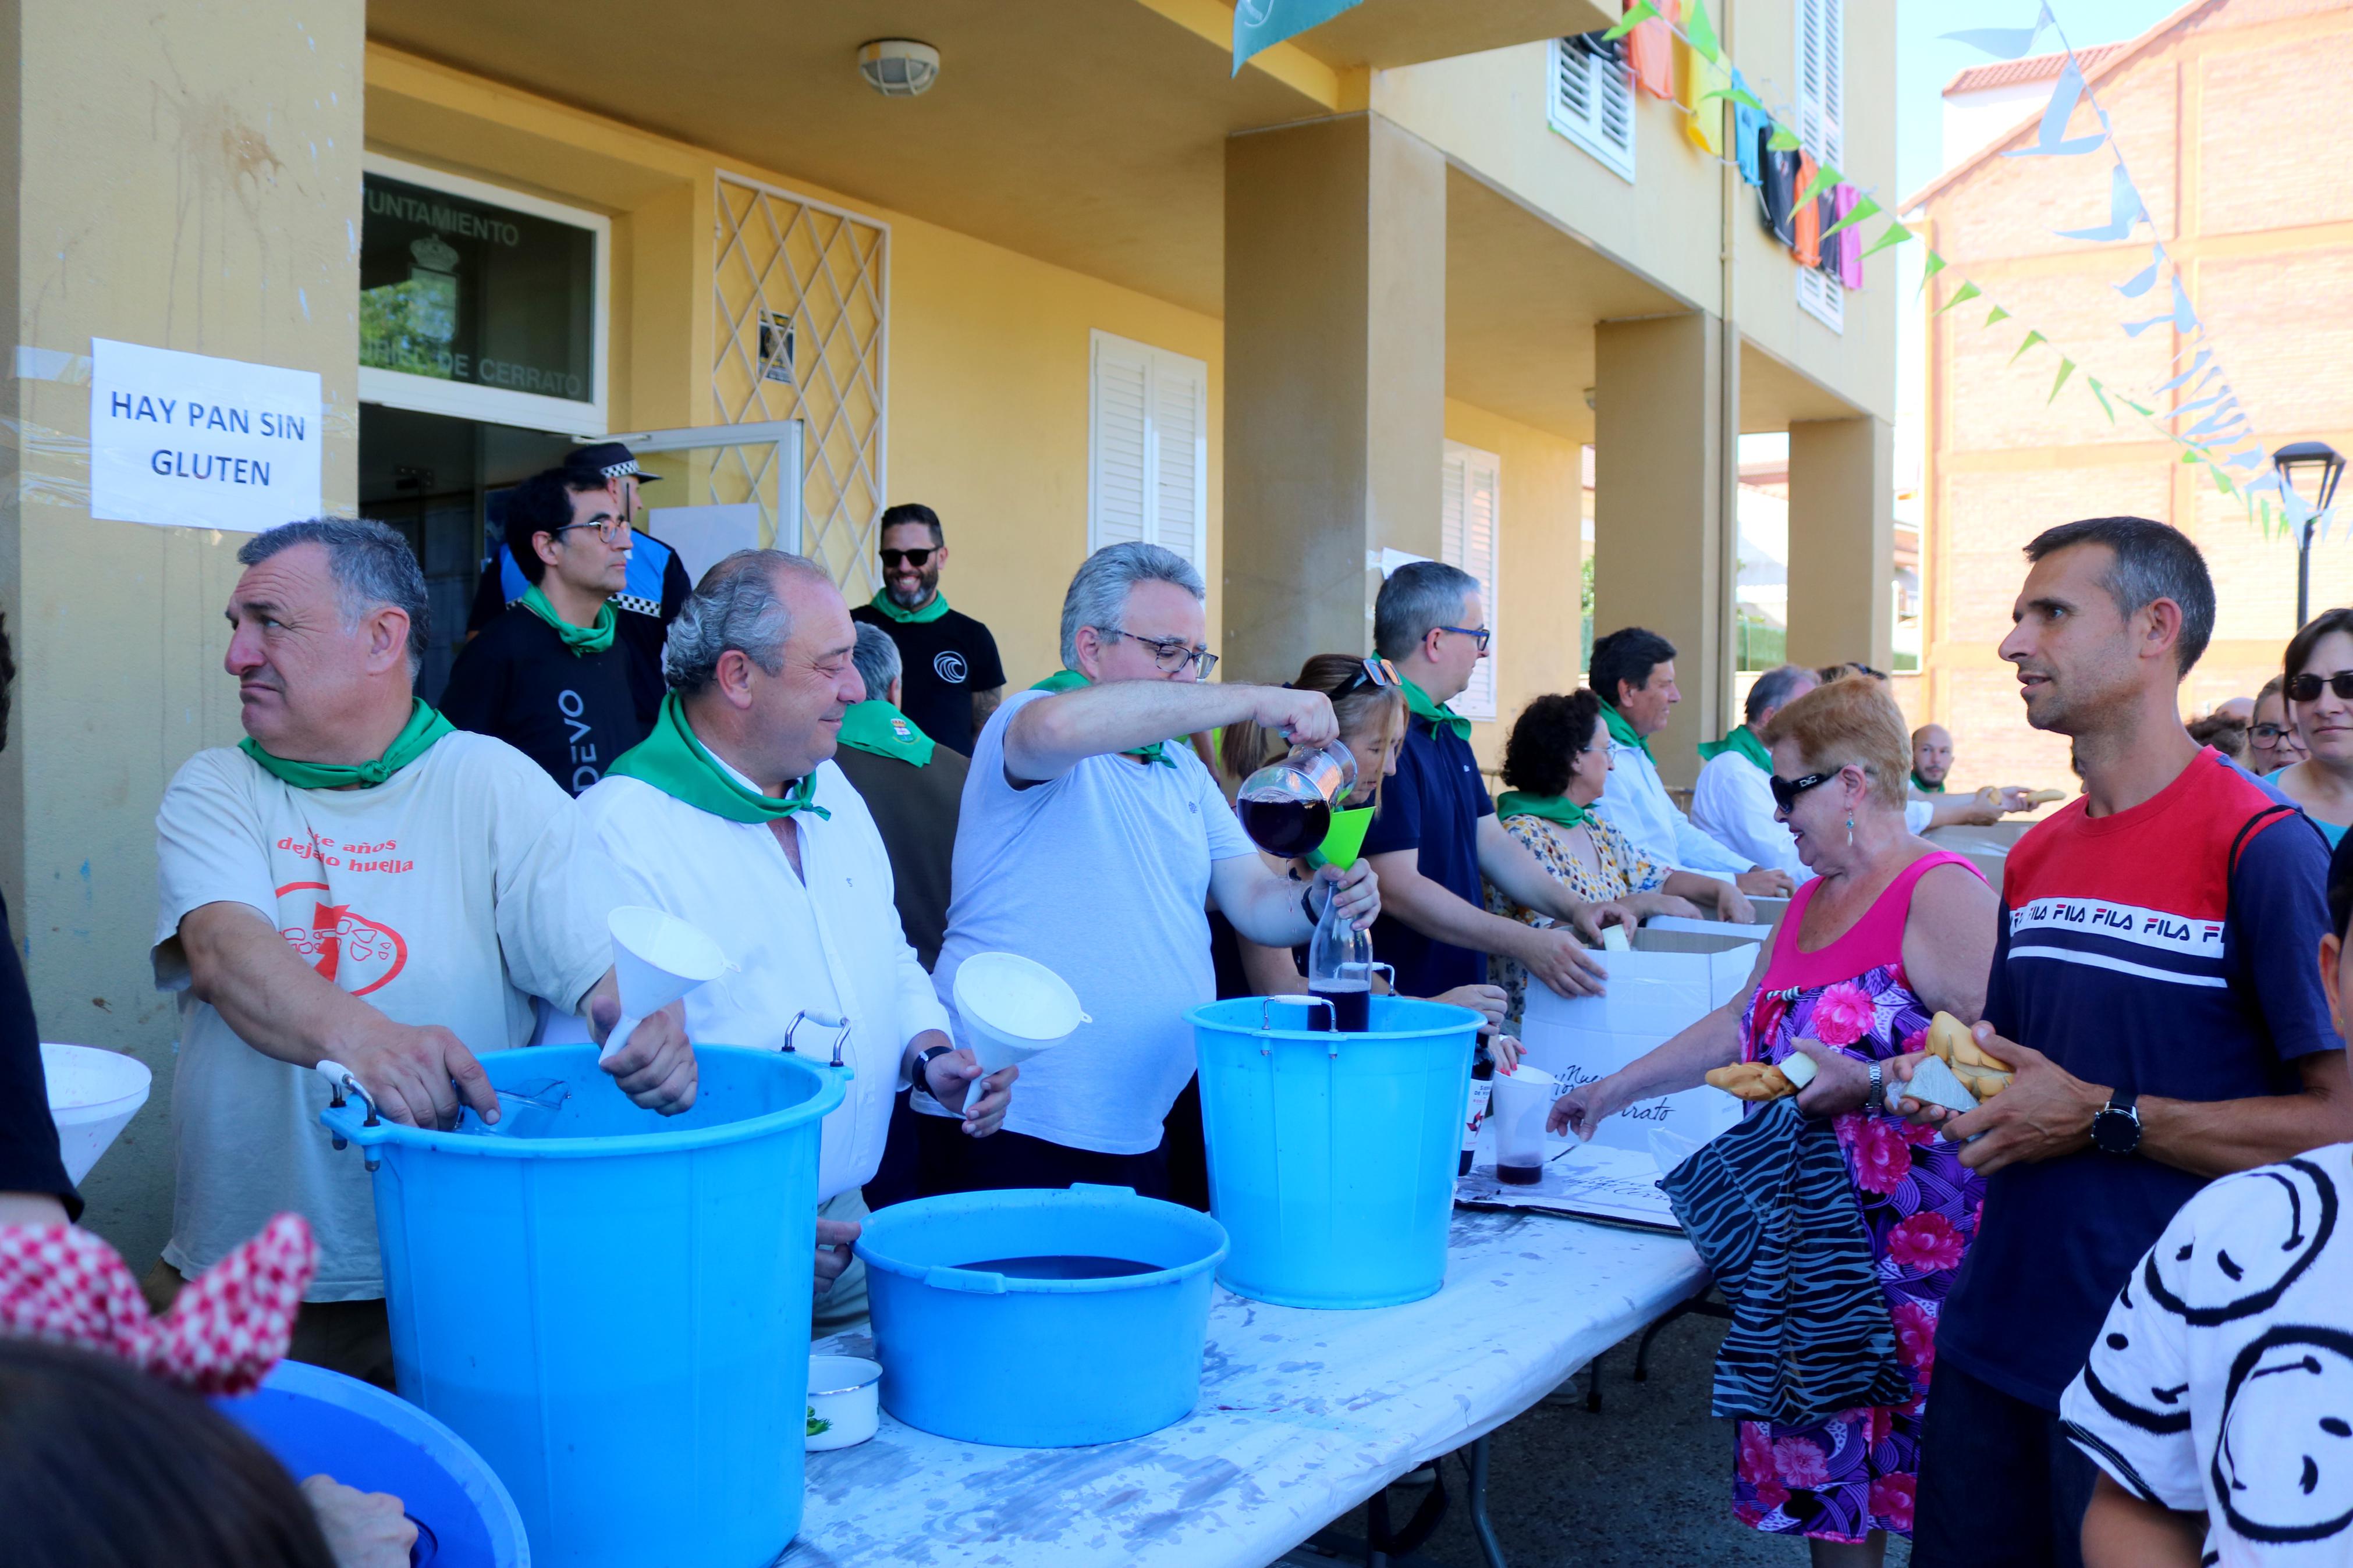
[603,906,727,1064]
[43,1043,152,1184]
[952,952,1089,1080]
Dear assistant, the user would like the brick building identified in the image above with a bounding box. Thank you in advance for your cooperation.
[1904,0,2353,791]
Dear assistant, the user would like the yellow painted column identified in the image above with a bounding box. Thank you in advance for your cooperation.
[1592,312,1730,788]
[1786,415,1896,673]
[1222,112,1445,683]
[0,0,365,1263]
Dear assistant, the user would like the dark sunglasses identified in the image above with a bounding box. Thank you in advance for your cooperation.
[2287,671,2353,703]
[879,547,936,568]
[1332,657,1400,700]
[1769,768,1842,813]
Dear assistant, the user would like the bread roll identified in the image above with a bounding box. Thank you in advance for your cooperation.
[1705,1061,1796,1101]
[1923,1011,2014,1098]
[2024,788,2067,806]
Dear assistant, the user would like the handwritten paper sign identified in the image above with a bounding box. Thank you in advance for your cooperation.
[89,339,322,533]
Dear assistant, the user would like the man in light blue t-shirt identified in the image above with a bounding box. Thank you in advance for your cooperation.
[917,542,1379,1197]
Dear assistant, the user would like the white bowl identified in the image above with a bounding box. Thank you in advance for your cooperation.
[807,1354,881,1450]
[42,1043,152,1184]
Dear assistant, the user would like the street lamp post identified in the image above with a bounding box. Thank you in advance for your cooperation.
[2275,440,2347,629]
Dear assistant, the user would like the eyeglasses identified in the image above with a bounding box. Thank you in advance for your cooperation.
[1331,657,1399,701]
[1438,624,1492,653]
[2252,723,2295,744]
[879,547,936,568]
[2287,671,2353,703]
[1769,767,1846,813]
[554,519,631,547]
[1102,629,1219,680]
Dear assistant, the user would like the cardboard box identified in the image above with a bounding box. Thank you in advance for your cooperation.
[1518,929,1758,1154]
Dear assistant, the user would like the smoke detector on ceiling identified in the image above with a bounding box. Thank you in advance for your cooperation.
[858,40,940,98]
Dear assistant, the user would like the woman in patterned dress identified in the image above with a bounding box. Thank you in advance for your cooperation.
[1552,678,1999,1566]
[1484,689,1752,1026]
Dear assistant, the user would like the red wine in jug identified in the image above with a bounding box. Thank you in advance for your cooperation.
[1309,979,1371,1033]
[1238,793,1332,858]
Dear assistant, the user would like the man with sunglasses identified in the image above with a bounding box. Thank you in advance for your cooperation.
[917,541,1380,1198]
[850,503,1005,755]
[441,468,653,795]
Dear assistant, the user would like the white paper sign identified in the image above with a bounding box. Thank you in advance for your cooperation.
[89,339,322,533]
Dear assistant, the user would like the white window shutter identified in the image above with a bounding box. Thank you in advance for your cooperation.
[1441,440,1502,721]
[1794,0,1846,334]
[1090,330,1208,563]
[1548,35,1635,183]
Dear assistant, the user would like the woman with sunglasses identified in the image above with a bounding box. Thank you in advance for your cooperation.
[2269,610,2353,847]
[1550,677,1998,1566]
[1212,654,1520,1053]
[1483,689,1752,1028]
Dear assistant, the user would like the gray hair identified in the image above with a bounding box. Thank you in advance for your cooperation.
[1374,560,1479,662]
[662,548,826,695]
[237,518,430,677]
[1745,664,1817,724]
[1059,541,1206,669]
[851,622,902,703]
[2024,515,2215,674]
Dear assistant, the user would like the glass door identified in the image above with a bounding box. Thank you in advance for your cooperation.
[602,420,804,588]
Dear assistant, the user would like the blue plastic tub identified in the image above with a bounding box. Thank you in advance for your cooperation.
[856,1185,1226,1447]
[214,1359,528,1567]
[1187,995,1482,1309]
[321,1043,843,1568]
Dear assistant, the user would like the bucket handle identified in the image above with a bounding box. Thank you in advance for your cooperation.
[922,1264,1007,1295]
[782,1011,855,1078]
[314,1061,385,1171]
[1258,995,1336,1052]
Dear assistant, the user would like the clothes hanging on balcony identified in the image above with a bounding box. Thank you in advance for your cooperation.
[1626,0,1675,101]
[1733,69,1767,186]
[1758,130,1798,243]
[1792,153,1821,267]
[1833,183,1865,289]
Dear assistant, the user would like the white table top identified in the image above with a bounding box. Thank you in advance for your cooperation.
[783,1208,1706,1567]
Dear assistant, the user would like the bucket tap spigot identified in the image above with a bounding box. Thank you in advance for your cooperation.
[315,1061,381,1165]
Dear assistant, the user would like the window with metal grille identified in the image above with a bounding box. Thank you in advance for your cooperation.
[1795,0,1846,333]
[1088,330,1208,566]
[1548,34,1636,183]
[1442,440,1503,721]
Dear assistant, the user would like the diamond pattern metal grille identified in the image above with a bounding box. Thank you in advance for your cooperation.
[713,173,890,596]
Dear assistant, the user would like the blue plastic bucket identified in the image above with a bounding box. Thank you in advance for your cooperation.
[214,1359,529,1567]
[1187,995,1481,1309]
[321,1043,843,1568]
[856,1185,1226,1446]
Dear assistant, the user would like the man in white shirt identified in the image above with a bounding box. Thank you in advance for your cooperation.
[921,541,1379,1198]
[151,518,695,1386]
[577,550,1010,1324]
[1691,663,1819,879]
[1586,627,1795,895]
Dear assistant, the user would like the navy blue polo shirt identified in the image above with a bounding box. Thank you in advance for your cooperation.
[1360,713,1493,1000]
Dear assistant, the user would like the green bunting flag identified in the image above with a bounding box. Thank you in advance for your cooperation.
[1685,0,1720,61]
[1602,0,1658,42]
[2123,394,2155,417]
[1701,82,1766,112]
[1920,252,1949,295]
[1795,162,1841,208]
[2049,359,2077,403]
[2088,377,2117,423]
[1860,222,1914,258]
[2008,329,2047,364]
[1985,304,2011,326]
[1934,280,1982,316]
[1768,123,1802,152]
[1820,193,1882,241]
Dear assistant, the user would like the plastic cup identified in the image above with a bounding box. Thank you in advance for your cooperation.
[1490,1065,1557,1183]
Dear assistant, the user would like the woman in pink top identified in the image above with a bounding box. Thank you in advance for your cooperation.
[1554,678,1999,1567]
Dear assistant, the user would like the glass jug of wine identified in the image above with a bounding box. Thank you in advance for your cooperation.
[1236,739,1358,859]
[1305,890,1385,1033]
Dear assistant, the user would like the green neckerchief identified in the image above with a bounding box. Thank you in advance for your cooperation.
[1400,677,1472,742]
[836,700,936,768]
[240,699,453,791]
[607,692,831,824]
[1495,790,1593,830]
[1911,772,1946,794]
[1028,669,1175,767]
[867,588,951,625]
[1697,724,1772,771]
[1600,700,1655,763]
[518,585,616,656]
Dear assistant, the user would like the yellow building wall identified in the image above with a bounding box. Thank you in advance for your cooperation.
[1443,400,1588,771]
[363,45,1223,691]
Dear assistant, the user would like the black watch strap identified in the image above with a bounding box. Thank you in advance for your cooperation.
[2093,1088,2141,1154]
[1301,882,1323,927]
[915,1042,956,1088]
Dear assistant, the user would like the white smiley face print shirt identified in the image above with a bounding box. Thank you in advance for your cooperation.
[2061,1142,2353,1565]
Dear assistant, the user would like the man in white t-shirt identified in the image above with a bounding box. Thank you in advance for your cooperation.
[918,542,1380,1197]
[150,518,695,1386]
[579,550,1012,1327]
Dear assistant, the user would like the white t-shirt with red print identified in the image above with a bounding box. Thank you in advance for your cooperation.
[152,734,612,1300]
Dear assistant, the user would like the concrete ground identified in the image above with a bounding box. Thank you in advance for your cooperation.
[1279,1304,1913,1568]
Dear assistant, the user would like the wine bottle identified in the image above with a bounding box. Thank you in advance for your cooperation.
[1458,1048,1493,1176]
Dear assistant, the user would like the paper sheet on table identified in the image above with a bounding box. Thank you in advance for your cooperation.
[1457,1140,1682,1232]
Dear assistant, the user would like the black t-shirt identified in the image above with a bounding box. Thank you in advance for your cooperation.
[1358,714,1495,1000]
[832,742,969,972]
[849,605,1006,756]
[0,893,79,1218]
[439,606,651,796]
[467,543,687,723]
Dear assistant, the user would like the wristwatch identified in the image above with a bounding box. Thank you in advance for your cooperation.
[915,1042,957,1093]
[2091,1089,2142,1155]
[1865,1061,1884,1113]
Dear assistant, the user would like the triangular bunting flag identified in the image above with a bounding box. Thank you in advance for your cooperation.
[1822,193,1883,241]
[2003,62,2106,158]
[1942,3,2053,59]
[2116,256,2161,298]
[1935,280,1983,315]
[2009,329,2047,364]
[2087,378,2117,423]
[1686,0,1720,61]
[1795,162,1841,208]
[2054,163,2149,242]
[1768,123,1801,152]
[2049,359,2077,402]
[1986,304,2011,326]
[1602,1,1659,42]
[1861,222,1914,258]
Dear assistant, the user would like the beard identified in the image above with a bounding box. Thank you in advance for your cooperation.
[886,567,939,610]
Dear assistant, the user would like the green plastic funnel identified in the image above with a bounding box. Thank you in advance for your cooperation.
[1311,806,1376,872]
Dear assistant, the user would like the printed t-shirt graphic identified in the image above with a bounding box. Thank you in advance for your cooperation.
[439,603,648,796]
[849,599,1006,756]
[1937,749,2342,1411]
[152,733,613,1300]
